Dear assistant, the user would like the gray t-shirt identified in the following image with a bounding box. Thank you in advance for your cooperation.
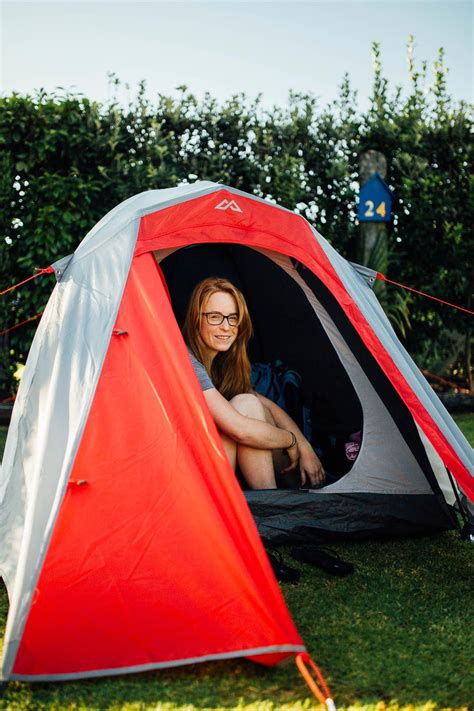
[187,349,214,391]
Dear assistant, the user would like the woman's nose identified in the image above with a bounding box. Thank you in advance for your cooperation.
[220,318,231,330]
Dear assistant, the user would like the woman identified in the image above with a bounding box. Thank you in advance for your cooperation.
[183,276,325,490]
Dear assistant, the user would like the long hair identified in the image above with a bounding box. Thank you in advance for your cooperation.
[183,277,253,399]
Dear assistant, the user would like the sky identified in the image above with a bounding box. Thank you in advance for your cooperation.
[0,0,472,111]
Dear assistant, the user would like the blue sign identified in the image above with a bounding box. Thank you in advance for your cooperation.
[358,173,393,222]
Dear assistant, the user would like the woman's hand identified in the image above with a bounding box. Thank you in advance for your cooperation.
[298,442,325,487]
[281,441,300,473]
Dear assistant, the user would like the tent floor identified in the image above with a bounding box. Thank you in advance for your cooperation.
[245,490,457,544]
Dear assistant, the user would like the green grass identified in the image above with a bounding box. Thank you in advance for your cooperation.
[0,416,472,710]
[453,413,474,446]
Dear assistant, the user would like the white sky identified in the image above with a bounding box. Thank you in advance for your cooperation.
[0,0,472,110]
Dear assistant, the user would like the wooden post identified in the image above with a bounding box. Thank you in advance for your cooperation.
[358,150,388,267]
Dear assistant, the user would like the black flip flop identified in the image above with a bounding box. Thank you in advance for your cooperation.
[290,546,354,576]
[266,549,301,583]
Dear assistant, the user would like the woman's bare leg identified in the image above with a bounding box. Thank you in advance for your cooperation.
[228,393,277,489]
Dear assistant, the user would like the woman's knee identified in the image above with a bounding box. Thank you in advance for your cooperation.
[230,393,265,419]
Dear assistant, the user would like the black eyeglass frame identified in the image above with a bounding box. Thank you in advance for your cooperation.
[201,311,239,327]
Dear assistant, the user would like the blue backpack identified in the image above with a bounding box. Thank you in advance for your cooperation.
[251,360,313,443]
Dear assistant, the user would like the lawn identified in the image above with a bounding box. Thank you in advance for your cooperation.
[0,415,472,710]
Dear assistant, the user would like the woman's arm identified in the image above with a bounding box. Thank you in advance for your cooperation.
[203,388,300,469]
[255,393,326,487]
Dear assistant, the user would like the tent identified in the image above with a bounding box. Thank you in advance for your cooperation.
[0,181,472,682]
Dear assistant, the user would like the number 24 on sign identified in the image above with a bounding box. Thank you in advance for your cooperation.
[364,200,386,218]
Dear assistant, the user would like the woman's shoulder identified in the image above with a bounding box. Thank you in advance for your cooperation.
[187,348,214,392]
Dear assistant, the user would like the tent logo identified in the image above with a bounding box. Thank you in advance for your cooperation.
[215,199,243,213]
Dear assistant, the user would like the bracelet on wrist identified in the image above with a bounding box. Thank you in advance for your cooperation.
[283,431,297,453]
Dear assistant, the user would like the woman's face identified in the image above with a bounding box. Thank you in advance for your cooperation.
[199,291,239,358]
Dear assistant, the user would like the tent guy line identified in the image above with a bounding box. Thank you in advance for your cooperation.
[296,652,335,709]
[0,312,44,338]
[376,273,474,316]
[0,266,54,297]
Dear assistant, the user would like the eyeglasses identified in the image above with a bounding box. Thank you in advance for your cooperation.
[202,312,239,327]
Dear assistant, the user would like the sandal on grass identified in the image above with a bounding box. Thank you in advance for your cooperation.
[290,546,354,576]
[266,549,301,583]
